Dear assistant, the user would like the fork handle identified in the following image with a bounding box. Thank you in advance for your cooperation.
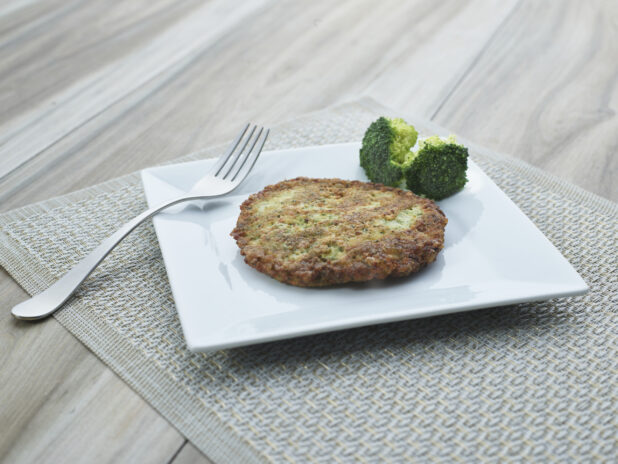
[11,196,201,320]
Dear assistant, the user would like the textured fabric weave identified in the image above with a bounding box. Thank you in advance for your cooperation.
[0,99,616,463]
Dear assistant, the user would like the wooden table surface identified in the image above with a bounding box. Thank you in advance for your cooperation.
[1,1,616,462]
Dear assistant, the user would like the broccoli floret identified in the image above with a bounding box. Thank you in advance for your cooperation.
[403,135,469,200]
[359,117,418,186]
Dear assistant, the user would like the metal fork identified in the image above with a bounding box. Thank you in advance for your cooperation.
[12,124,269,321]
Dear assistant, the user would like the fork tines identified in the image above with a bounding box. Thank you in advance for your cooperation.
[214,124,269,182]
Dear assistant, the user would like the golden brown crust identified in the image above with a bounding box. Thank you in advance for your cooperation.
[231,177,447,287]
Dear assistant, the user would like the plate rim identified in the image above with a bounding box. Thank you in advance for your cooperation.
[141,143,589,351]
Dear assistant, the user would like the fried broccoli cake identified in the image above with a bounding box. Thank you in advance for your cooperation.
[231,177,447,287]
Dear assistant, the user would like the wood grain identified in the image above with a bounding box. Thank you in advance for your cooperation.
[0,269,184,463]
[0,0,615,462]
[171,442,213,464]
[364,0,519,117]
[0,0,268,178]
[0,0,207,127]
[432,0,618,200]
[0,0,515,211]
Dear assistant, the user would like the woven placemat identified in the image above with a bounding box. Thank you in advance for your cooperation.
[1,98,616,463]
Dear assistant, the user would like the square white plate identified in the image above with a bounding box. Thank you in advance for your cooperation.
[141,143,588,351]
